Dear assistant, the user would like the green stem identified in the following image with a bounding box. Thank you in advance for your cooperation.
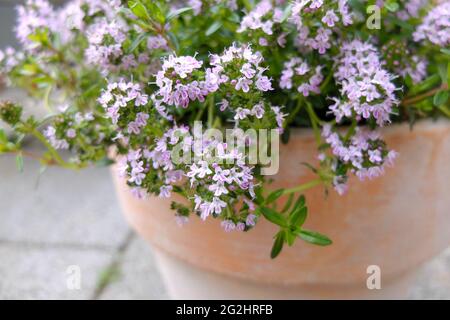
[212,116,222,129]
[283,97,303,129]
[401,83,448,107]
[437,105,450,118]
[43,85,53,112]
[207,95,215,128]
[195,104,206,121]
[305,101,322,145]
[319,67,334,92]
[29,128,79,170]
[344,118,357,142]
[282,178,322,195]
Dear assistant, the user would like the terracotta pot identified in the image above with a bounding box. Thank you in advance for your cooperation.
[111,119,450,299]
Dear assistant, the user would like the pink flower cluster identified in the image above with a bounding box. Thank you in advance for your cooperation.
[152,44,274,122]
[15,0,120,52]
[187,139,256,226]
[119,123,258,232]
[237,0,287,47]
[153,55,211,109]
[330,40,399,126]
[0,47,24,75]
[290,0,353,54]
[85,18,133,74]
[396,0,428,21]
[121,126,188,196]
[279,57,324,97]
[98,80,149,128]
[44,126,70,150]
[413,1,450,47]
[15,0,56,50]
[322,124,397,194]
[400,56,428,84]
[209,44,273,93]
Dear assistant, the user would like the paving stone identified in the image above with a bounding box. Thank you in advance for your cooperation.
[409,247,450,300]
[0,150,129,248]
[0,243,113,300]
[99,236,168,300]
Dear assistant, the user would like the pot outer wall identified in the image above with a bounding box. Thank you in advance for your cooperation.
[112,119,450,299]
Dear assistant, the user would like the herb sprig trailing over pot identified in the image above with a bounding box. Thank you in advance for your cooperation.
[0,0,449,258]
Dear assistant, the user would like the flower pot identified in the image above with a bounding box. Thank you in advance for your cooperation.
[111,119,450,299]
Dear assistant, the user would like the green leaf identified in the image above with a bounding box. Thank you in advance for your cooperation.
[128,1,151,21]
[434,91,449,107]
[286,230,296,246]
[404,74,413,89]
[266,189,284,204]
[270,231,285,259]
[0,128,7,144]
[292,194,306,211]
[438,63,448,84]
[16,153,24,173]
[447,63,450,88]
[19,64,39,76]
[128,32,148,53]
[289,206,307,227]
[384,1,399,12]
[167,31,179,51]
[297,229,332,246]
[281,3,293,23]
[410,74,441,95]
[166,7,192,21]
[205,21,223,36]
[147,2,165,24]
[95,157,115,167]
[281,193,294,213]
[260,207,288,227]
[440,48,450,56]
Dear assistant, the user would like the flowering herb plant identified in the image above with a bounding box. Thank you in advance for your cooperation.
[0,0,449,258]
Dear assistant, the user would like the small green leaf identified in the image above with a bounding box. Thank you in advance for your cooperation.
[270,231,285,259]
[147,2,165,24]
[16,153,24,173]
[289,206,307,227]
[167,31,179,51]
[266,189,284,204]
[404,74,413,89]
[292,194,306,211]
[205,21,223,36]
[260,207,288,227]
[166,7,192,21]
[281,3,293,23]
[440,48,450,56]
[297,229,332,246]
[409,74,441,95]
[433,91,449,107]
[281,193,294,213]
[0,128,7,144]
[438,63,448,84]
[384,1,399,12]
[286,230,296,246]
[128,1,150,21]
[447,63,450,88]
[128,32,148,53]
[96,157,115,167]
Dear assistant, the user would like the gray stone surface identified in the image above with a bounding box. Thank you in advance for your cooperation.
[0,151,129,248]
[99,236,169,300]
[0,243,113,300]
[409,247,450,300]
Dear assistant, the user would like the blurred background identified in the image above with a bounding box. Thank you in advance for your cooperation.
[0,0,449,300]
